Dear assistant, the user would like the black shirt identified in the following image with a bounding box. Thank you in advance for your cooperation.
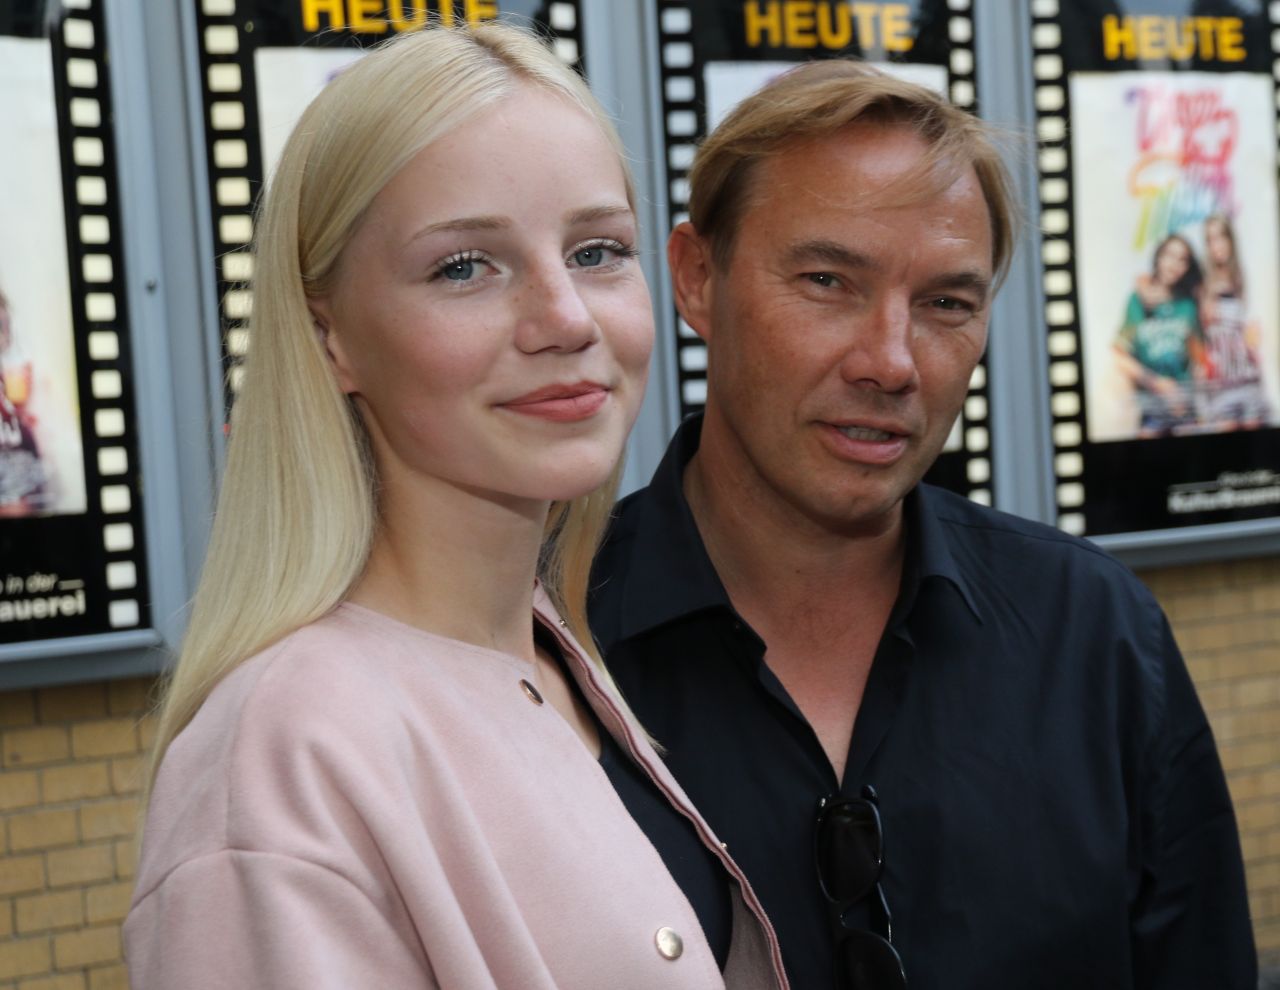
[589,415,1256,990]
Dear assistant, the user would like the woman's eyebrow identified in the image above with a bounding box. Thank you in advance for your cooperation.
[406,215,510,246]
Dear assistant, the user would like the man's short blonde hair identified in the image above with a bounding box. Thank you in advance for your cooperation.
[688,59,1019,282]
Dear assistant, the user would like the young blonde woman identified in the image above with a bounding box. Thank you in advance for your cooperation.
[124,24,785,990]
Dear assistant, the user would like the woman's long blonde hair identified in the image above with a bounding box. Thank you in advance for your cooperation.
[146,22,636,798]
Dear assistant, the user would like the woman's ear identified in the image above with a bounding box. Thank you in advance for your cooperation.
[309,299,359,395]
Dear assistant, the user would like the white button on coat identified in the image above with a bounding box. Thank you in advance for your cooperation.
[655,927,683,960]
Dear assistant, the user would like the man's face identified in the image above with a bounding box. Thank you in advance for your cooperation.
[676,121,994,537]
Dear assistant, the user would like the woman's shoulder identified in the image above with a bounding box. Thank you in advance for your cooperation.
[187,609,400,738]
[164,604,526,799]
[225,603,494,703]
[205,605,461,753]
[136,610,440,899]
[150,609,431,806]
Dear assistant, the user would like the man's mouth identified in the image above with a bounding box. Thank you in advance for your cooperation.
[835,425,897,442]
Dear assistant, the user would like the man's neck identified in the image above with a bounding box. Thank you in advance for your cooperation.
[683,436,907,782]
[682,445,907,621]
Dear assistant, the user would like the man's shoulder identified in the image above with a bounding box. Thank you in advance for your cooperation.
[590,482,671,645]
[603,481,652,537]
[920,484,1150,598]
[592,481,665,591]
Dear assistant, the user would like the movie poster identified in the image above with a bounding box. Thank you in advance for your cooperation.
[654,0,992,499]
[0,35,86,518]
[1075,72,1280,443]
[702,58,946,132]
[254,48,364,182]
[0,0,150,649]
[1032,2,1280,536]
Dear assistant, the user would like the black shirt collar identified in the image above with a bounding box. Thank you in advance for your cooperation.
[612,416,733,641]
[899,476,985,626]
[609,414,983,642]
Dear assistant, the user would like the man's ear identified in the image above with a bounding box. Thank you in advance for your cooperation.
[308,299,359,395]
[667,222,717,343]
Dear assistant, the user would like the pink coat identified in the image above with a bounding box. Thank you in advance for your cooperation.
[125,589,788,989]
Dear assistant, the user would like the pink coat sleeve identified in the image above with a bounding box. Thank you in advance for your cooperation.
[125,848,436,989]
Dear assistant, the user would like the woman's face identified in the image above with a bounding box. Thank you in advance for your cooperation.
[1206,222,1233,266]
[1155,238,1190,288]
[315,85,653,508]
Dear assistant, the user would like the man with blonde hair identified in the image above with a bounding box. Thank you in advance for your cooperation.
[590,61,1255,989]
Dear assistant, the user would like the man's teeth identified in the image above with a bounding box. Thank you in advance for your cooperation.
[837,425,894,441]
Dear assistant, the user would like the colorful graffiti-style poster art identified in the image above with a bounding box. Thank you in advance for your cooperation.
[0,35,87,518]
[1073,71,1280,444]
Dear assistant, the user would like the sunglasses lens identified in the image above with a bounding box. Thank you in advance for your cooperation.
[838,929,907,990]
[817,799,883,903]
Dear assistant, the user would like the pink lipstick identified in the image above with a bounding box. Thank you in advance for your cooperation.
[499,382,609,422]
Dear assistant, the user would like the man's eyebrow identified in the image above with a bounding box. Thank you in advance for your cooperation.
[784,238,993,298]
[925,270,993,300]
[782,239,879,271]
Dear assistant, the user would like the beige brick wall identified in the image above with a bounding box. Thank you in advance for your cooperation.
[1141,555,1280,970]
[0,678,153,990]
[0,556,1275,984]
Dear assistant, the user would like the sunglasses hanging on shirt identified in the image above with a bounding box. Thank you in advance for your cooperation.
[815,785,907,990]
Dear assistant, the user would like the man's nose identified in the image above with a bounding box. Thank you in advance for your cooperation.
[838,297,919,393]
[513,264,599,354]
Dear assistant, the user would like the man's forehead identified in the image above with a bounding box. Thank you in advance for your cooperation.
[756,123,980,212]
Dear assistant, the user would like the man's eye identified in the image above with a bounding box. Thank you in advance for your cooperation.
[931,296,973,312]
[806,272,839,288]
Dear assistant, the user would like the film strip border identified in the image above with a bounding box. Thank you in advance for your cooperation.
[1027,0,1084,535]
[1028,0,1280,536]
[193,1,584,413]
[53,0,148,630]
[654,0,994,504]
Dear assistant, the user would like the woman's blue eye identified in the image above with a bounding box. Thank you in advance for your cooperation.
[442,259,475,281]
[574,246,605,267]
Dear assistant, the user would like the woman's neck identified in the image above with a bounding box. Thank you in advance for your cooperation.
[346,475,548,662]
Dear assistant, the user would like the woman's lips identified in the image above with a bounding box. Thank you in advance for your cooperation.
[499,383,609,422]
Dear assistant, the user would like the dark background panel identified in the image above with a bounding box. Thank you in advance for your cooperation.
[1081,430,1280,534]
[684,0,952,65]
[230,1,575,48]
[1058,0,1272,73]
[0,0,50,39]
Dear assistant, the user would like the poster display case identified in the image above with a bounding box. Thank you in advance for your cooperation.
[0,0,150,649]
[1029,0,1280,537]
[652,0,997,502]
